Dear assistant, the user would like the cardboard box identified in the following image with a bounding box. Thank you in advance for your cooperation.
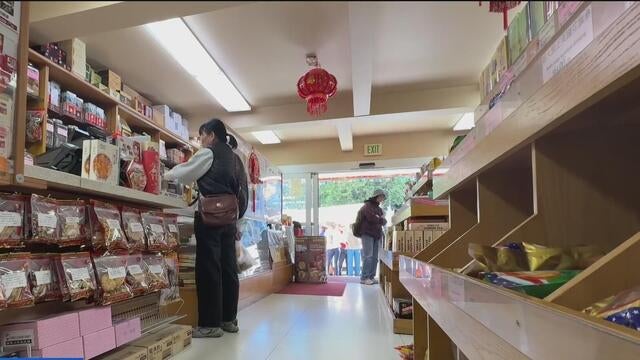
[167,112,182,135]
[78,306,112,336]
[392,231,405,252]
[122,84,141,100]
[21,336,84,359]
[414,230,424,252]
[155,325,192,356]
[0,312,80,350]
[294,236,327,283]
[58,38,86,78]
[404,230,414,253]
[89,140,119,185]
[81,139,96,179]
[152,105,171,127]
[424,230,433,246]
[114,318,141,347]
[96,345,147,360]
[130,331,173,360]
[83,326,116,360]
[98,69,122,91]
[433,230,444,241]
[91,72,102,87]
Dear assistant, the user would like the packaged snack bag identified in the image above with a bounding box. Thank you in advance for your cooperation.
[0,253,35,308]
[143,254,169,292]
[0,194,26,248]
[57,199,87,247]
[90,200,128,252]
[121,207,146,252]
[142,148,161,194]
[483,270,580,298]
[159,252,180,305]
[94,255,132,305]
[162,214,180,250]
[29,254,62,303]
[584,286,640,331]
[126,254,149,296]
[141,211,167,252]
[31,194,58,244]
[59,252,97,302]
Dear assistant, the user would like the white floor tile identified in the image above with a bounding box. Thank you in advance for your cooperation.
[173,283,408,360]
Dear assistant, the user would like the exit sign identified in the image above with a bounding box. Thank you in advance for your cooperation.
[364,144,382,156]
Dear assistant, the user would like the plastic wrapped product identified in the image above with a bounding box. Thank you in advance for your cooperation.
[159,253,180,305]
[0,253,35,308]
[141,212,167,252]
[468,243,528,272]
[162,214,180,250]
[31,194,58,244]
[26,110,44,143]
[60,252,97,302]
[52,254,70,302]
[125,254,149,296]
[89,200,128,252]
[94,255,132,305]
[142,148,161,195]
[29,254,62,303]
[584,286,640,332]
[522,242,603,271]
[56,199,87,247]
[143,254,169,292]
[0,194,26,248]
[121,207,146,252]
[483,270,580,298]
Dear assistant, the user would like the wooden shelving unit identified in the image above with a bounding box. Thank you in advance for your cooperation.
[391,198,448,226]
[403,3,640,360]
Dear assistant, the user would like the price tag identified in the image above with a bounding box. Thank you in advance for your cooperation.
[1,272,27,294]
[106,219,121,229]
[150,224,164,233]
[0,211,21,227]
[69,267,90,281]
[127,265,143,275]
[37,213,57,228]
[34,270,52,285]
[107,266,126,279]
[168,224,178,233]
[148,265,163,274]
[65,216,81,225]
[129,222,144,233]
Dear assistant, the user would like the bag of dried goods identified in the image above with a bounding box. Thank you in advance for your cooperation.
[94,255,132,305]
[90,200,128,252]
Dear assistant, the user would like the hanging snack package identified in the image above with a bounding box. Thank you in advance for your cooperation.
[126,254,149,296]
[26,110,45,143]
[0,194,26,248]
[468,243,529,272]
[584,286,640,331]
[483,270,580,298]
[143,254,169,292]
[31,194,58,244]
[57,199,87,247]
[60,252,97,302]
[141,211,167,252]
[90,200,128,252]
[121,207,146,252]
[29,254,62,303]
[0,254,35,308]
[94,255,132,305]
[163,214,180,250]
[160,252,180,305]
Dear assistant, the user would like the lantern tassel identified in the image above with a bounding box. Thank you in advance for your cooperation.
[503,9,508,30]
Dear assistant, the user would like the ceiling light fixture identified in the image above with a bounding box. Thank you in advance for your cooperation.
[252,130,281,144]
[453,112,475,131]
[146,18,251,112]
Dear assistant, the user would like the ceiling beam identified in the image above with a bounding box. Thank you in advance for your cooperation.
[348,2,374,117]
[336,123,354,152]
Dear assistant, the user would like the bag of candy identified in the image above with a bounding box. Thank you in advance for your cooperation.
[57,199,87,247]
[468,243,528,272]
[0,253,35,308]
[0,194,26,248]
[94,255,132,305]
[31,194,58,244]
[159,252,180,305]
[90,200,128,252]
[121,207,146,252]
[126,254,149,296]
[584,286,640,331]
[143,254,169,292]
[163,214,180,250]
[522,242,603,271]
[29,254,62,303]
[59,252,97,302]
[141,211,167,252]
[483,270,580,298]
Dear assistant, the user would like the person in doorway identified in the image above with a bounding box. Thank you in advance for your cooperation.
[164,118,248,338]
[358,189,387,285]
[346,230,362,277]
[337,225,348,276]
[325,224,340,275]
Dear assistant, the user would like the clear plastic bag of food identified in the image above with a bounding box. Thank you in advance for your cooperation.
[57,199,87,247]
[126,254,149,296]
[159,252,180,305]
[143,254,169,292]
[163,214,180,250]
[60,252,97,302]
[90,200,128,252]
[0,253,35,308]
[121,207,146,252]
[26,110,45,143]
[29,254,62,303]
[31,194,58,244]
[141,212,167,252]
[94,255,132,305]
[0,194,26,248]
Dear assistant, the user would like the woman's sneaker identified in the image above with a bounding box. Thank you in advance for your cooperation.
[193,327,224,338]
[362,279,375,285]
[222,319,239,333]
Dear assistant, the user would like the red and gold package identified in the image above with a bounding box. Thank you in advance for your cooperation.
[142,148,161,195]
[94,255,132,305]
[143,254,169,292]
[60,252,97,302]
[31,194,58,244]
[29,254,62,303]
[0,253,35,308]
[141,211,167,252]
[121,207,146,252]
[90,200,128,252]
[0,194,26,248]
[126,254,149,296]
[57,199,87,247]
[163,214,180,250]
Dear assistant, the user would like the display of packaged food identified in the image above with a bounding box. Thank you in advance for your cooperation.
[163,214,180,250]
[468,243,529,272]
[143,254,169,292]
[142,148,161,195]
[31,194,58,244]
[54,120,68,148]
[141,211,167,252]
[159,252,180,305]
[45,118,55,150]
[26,110,44,143]
[56,199,87,247]
[94,255,132,305]
[59,252,97,302]
[29,254,62,303]
[52,254,70,301]
[121,207,146,252]
[0,253,35,308]
[90,200,128,252]
[584,286,640,331]
[88,140,119,185]
[483,270,580,298]
[126,254,149,296]
[0,193,25,248]
[522,242,603,271]
[27,64,40,95]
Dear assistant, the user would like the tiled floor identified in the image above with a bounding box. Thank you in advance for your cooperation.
[174,282,409,360]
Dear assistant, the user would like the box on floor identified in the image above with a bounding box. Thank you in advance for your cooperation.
[83,326,116,359]
[96,345,147,360]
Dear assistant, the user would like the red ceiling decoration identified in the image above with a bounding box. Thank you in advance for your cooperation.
[479,1,521,30]
[297,64,337,117]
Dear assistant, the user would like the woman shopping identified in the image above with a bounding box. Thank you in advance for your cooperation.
[164,119,249,338]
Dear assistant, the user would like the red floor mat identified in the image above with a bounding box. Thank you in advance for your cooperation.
[276,281,347,297]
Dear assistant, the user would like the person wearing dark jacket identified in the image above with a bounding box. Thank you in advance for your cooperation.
[165,118,248,338]
[357,189,387,285]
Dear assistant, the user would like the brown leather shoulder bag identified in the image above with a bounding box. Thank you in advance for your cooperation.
[199,193,238,227]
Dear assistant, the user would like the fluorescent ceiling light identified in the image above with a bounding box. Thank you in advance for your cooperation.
[146,18,251,112]
[252,130,281,144]
[453,112,475,131]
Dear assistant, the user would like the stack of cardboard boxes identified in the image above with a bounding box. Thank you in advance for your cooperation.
[112,324,192,360]
[391,222,449,252]
[153,105,190,141]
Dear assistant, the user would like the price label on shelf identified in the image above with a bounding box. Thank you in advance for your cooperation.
[34,270,52,285]
[69,267,90,281]
[107,266,126,280]
[37,213,57,228]
[127,265,143,275]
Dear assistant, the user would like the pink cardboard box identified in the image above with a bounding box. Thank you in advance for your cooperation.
[0,312,80,349]
[83,326,116,360]
[21,337,84,359]
[114,318,141,347]
[78,306,112,336]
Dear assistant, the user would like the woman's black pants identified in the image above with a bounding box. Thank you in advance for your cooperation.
[195,215,239,328]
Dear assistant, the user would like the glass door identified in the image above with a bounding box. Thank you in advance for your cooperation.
[282,173,319,236]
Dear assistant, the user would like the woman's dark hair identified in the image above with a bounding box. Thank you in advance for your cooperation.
[199,118,238,149]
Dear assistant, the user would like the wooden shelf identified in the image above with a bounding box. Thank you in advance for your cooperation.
[379,249,414,271]
[392,198,448,226]
[410,174,431,197]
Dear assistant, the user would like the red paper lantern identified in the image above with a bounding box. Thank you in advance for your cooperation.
[479,1,521,30]
[297,67,337,117]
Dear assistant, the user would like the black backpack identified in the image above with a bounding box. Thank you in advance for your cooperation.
[352,208,364,238]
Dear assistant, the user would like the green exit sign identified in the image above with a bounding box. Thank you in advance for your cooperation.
[364,144,382,156]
